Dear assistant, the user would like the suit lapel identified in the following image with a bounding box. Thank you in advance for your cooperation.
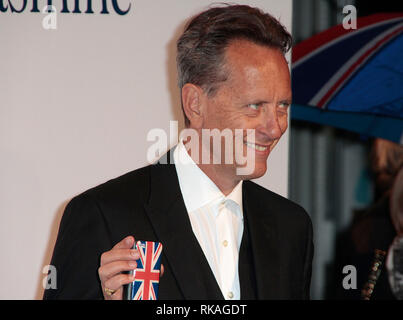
[144,154,223,299]
[243,181,281,299]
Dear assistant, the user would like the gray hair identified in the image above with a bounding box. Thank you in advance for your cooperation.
[176,4,292,126]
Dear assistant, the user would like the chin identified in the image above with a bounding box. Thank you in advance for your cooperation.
[237,161,267,180]
[252,162,268,179]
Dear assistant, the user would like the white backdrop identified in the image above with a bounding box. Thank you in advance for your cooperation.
[0,0,292,299]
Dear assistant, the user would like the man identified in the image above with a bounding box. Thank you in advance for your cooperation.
[44,4,313,300]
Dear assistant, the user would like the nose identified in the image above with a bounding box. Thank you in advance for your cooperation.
[257,105,286,141]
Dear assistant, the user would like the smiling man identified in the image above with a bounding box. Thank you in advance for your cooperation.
[44,4,313,300]
[181,38,292,192]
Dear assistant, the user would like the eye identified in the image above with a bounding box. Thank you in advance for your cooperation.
[278,102,290,109]
[248,103,261,110]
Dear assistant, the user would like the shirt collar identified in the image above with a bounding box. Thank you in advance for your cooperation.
[173,139,243,213]
[226,179,243,213]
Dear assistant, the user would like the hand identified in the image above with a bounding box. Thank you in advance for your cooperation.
[98,236,165,300]
[98,236,139,300]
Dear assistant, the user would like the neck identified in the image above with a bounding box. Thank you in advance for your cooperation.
[184,137,240,196]
[197,163,239,196]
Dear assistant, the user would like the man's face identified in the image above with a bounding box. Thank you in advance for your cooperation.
[200,39,291,180]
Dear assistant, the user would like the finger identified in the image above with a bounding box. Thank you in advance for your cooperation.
[161,264,164,277]
[99,260,137,282]
[110,287,123,300]
[112,235,135,250]
[100,248,140,266]
[103,286,123,300]
[104,273,135,296]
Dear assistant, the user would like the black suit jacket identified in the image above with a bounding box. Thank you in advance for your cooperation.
[43,155,313,300]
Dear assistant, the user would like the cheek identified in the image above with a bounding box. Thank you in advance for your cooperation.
[216,108,247,129]
[206,92,247,129]
[206,101,231,127]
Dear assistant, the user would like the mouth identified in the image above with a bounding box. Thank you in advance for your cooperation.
[244,141,270,152]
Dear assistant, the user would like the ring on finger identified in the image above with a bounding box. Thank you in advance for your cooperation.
[104,287,116,296]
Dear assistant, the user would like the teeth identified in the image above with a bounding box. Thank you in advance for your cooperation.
[245,142,267,151]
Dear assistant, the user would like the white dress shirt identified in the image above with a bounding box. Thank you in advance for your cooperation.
[173,140,244,300]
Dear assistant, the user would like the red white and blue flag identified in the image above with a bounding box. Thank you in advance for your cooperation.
[129,240,163,300]
[291,13,403,143]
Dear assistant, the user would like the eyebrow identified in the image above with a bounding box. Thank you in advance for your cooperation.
[247,98,292,105]
[250,100,269,105]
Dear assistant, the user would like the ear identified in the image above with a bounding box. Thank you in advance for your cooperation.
[181,83,204,128]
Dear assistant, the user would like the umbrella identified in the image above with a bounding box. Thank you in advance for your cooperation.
[291,13,403,144]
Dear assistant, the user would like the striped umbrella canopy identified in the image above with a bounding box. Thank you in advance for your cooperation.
[291,13,403,144]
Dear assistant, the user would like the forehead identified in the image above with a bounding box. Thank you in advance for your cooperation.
[222,39,291,96]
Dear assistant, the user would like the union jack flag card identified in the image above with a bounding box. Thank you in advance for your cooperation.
[124,240,163,300]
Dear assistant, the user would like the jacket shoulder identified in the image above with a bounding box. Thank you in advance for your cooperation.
[76,164,152,204]
[244,180,311,224]
[62,164,153,237]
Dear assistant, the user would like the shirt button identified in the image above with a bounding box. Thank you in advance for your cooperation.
[227,292,234,299]
[222,240,228,247]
